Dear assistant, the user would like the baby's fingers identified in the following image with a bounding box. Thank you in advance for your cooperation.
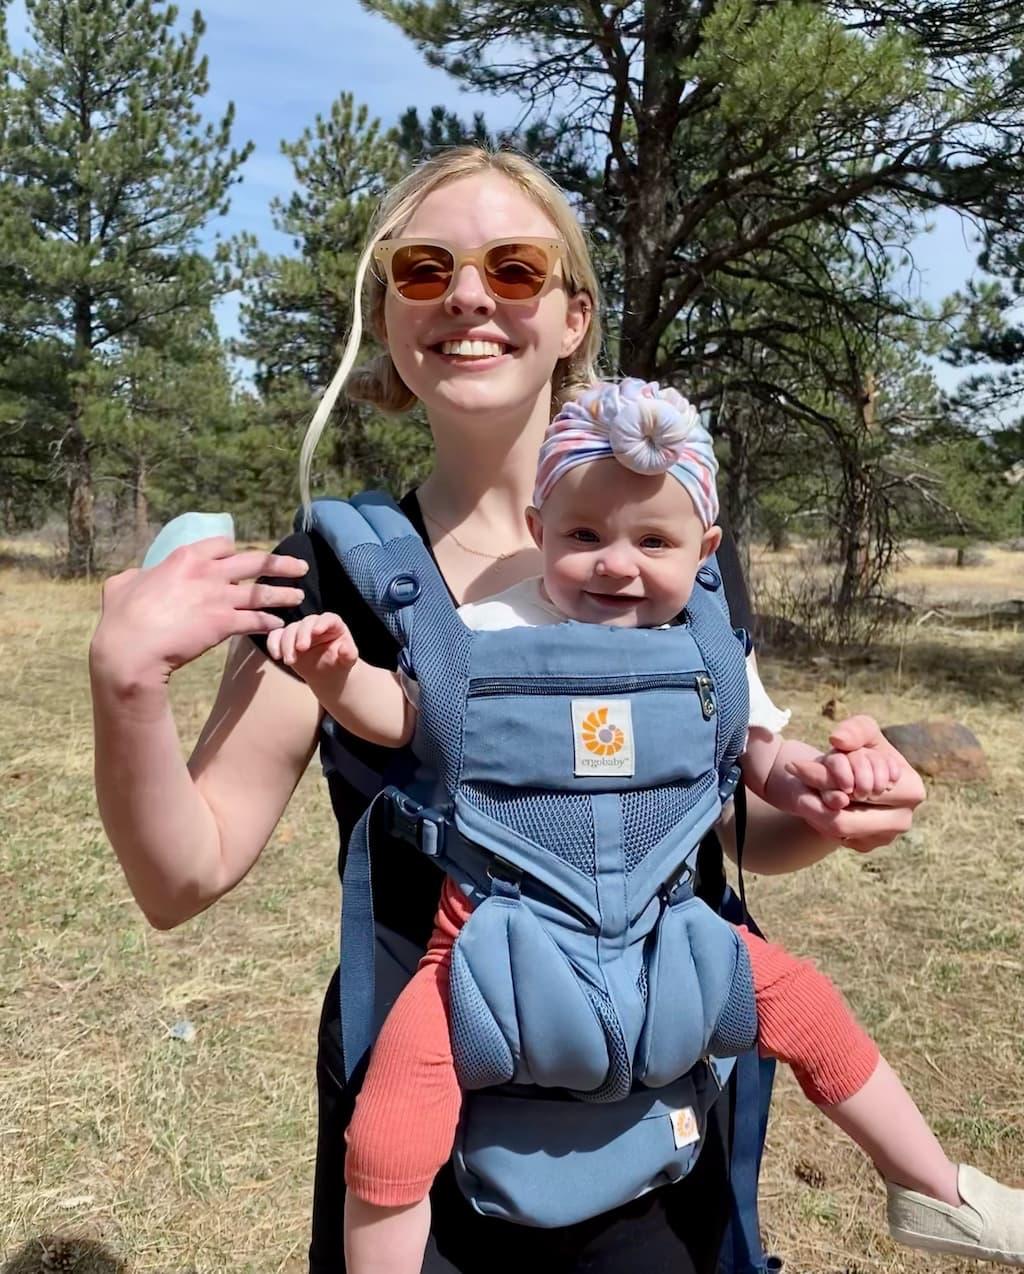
[823,750,856,793]
[820,789,851,811]
[867,749,894,796]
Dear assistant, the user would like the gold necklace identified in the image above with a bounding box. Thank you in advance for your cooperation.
[421,507,531,562]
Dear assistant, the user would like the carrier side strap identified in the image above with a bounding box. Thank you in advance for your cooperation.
[339,798,378,1081]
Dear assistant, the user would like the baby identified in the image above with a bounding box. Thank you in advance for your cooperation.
[269,379,1023,1274]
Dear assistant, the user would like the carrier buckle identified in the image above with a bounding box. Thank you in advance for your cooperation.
[486,854,522,899]
[718,764,742,803]
[659,861,694,904]
[382,786,447,857]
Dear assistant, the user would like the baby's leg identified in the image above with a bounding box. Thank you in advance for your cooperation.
[738,927,958,1203]
[344,880,469,1274]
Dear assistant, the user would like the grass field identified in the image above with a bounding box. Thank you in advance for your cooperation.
[1,540,1022,1272]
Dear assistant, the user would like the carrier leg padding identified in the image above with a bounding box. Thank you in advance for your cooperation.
[738,926,880,1106]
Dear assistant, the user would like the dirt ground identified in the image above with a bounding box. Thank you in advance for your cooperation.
[1,540,1021,1272]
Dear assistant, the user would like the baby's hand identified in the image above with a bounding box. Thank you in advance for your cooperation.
[786,743,903,811]
[266,612,359,680]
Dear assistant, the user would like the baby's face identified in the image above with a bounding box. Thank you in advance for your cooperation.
[527,458,721,628]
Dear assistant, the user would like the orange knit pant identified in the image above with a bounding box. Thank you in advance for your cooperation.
[343,880,880,1207]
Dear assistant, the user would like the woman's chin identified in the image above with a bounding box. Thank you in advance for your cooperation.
[423,369,544,419]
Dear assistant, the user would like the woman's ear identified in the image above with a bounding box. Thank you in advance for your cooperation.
[525,505,545,549]
[700,525,723,562]
[560,291,592,358]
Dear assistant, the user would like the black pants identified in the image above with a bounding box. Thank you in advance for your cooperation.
[309,968,734,1274]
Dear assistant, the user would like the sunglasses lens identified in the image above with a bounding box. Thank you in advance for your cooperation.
[484,242,551,300]
[390,244,455,300]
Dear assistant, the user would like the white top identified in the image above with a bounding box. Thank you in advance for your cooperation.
[424,577,789,735]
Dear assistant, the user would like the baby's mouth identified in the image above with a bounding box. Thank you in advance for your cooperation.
[584,591,643,607]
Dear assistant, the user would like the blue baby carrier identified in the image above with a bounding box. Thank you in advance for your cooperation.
[310,493,777,1267]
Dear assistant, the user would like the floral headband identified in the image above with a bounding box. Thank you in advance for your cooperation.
[533,378,719,528]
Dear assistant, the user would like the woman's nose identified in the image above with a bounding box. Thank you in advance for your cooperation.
[444,264,495,317]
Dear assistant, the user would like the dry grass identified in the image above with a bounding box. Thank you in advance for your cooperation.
[752,540,1024,611]
[2,538,1023,1272]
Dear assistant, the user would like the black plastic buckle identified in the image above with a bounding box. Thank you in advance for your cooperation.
[383,785,447,857]
[659,861,694,905]
[486,855,522,887]
[718,764,742,803]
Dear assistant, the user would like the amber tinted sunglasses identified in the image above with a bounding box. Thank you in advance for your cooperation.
[372,237,564,305]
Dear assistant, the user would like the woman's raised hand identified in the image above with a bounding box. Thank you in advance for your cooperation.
[91,536,309,688]
[784,714,926,853]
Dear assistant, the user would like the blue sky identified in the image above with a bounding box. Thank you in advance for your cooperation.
[6,0,984,390]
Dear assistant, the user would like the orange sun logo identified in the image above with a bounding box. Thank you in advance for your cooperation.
[580,707,625,757]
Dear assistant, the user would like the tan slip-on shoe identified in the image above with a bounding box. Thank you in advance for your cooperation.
[888,1164,1024,1266]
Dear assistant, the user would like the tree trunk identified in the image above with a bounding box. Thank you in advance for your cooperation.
[834,459,871,627]
[617,1,682,377]
[133,453,150,561]
[718,403,752,577]
[65,409,95,577]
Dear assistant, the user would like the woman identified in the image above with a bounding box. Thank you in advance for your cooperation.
[90,147,924,1273]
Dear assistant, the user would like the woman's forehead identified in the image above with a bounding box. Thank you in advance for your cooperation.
[400,173,560,242]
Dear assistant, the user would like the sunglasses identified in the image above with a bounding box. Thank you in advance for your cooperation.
[372,237,564,305]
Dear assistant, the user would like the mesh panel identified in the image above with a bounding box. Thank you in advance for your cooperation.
[683,579,750,773]
[461,782,596,877]
[449,945,515,1089]
[707,937,759,1058]
[620,772,717,872]
[570,983,633,1104]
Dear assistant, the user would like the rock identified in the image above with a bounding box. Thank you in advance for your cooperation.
[821,695,845,720]
[881,719,990,782]
[169,1018,197,1043]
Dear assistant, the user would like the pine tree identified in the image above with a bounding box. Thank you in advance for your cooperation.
[237,93,433,500]
[0,0,250,573]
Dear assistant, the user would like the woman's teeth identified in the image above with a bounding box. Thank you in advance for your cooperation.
[438,339,507,357]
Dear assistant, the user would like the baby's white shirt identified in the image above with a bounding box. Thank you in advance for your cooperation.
[437,577,789,735]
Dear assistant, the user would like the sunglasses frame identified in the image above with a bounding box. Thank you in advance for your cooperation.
[371,236,565,306]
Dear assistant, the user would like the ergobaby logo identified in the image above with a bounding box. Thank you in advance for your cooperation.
[670,1106,700,1149]
[572,699,635,777]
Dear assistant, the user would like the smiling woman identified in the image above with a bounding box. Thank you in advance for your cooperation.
[90,145,926,1274]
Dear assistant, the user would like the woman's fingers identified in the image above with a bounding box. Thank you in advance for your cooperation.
[229,581,307,612]
[213,548,310,584]
[231,608,288,638]
[828,714,882,751]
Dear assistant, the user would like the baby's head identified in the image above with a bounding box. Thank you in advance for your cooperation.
[526,379,722,628]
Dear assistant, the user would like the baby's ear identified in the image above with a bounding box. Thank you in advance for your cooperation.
[700,524,723,561]
[525,505,545,549]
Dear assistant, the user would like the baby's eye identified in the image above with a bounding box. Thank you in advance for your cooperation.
[640,535,670,550]
[569,528,600,544]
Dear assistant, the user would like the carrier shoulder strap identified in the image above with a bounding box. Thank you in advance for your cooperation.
[300,492,461,654]
[300,493,471,1080]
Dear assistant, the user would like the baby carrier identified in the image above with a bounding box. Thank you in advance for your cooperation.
[310,493,768,1241]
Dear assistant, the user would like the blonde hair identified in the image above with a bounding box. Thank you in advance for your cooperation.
[299,146,603,512]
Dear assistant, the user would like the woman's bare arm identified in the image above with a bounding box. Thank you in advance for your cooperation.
[92,639,321,929]
[90,538,314,929]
